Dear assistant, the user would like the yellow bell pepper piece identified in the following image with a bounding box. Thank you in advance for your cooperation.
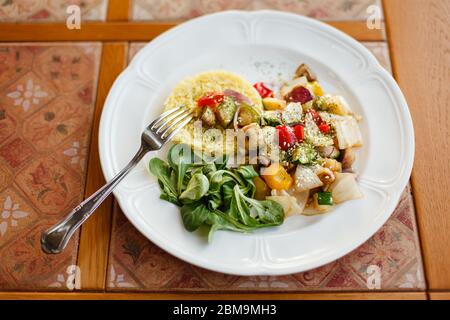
[261,164,293,190]
[310,81,324,96]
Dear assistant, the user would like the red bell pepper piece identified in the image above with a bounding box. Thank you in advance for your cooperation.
[307,108,322,125]
[253,82,274,98]
[197,92,225,108]
[318,123,330,134]
[293,124,305,142]
[276,125,297,151]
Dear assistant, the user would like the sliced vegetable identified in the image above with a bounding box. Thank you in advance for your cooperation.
[216,96,237,128]
[201,106,216,127]
[295,63,317,82]
[294,165,323,192]
[314,166,336,186]
[321,158,342,173]
[291,143,318,165]
[291,189,310,214]
[304,111,334,147]
[261,163,293,190]
[306,108,322,125]
[253,176,271,200]
[276,125,297,150]
[253,82,274,98]
[313,94,352,116]
[285,86,313,104]
[262,97,286,110]
[340,148,355,170]
[312,193,333,212]
[259,126,278,159]
[281,102,303,124]
[238,104,260,127]
[224,89,252,105]
[318,123,330,134]
[328,173,363,204]
[266,194,301,217]
[271,187,309,216]
[197,92,224,108]
[261,110,283,126]
[332,115,363,149]
[293,124,304,142]
[317,146,340,159]
[281,76,308,98]
[316,191,333,205]
[310,81,324,96]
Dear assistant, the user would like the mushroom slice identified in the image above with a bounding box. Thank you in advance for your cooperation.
[340,148,356,170]
[295,63,317,82]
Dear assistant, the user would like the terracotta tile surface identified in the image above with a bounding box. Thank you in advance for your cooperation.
[105,41,425,292]
[0,43,101,291]
[132,0,383,21]
[0,0,108,22]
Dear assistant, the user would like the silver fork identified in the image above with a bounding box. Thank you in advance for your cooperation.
[41,106,193,254]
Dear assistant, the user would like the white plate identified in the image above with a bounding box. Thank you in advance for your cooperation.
[99,11,414,275]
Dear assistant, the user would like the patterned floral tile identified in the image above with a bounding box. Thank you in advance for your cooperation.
[0,42,101,291]
[0,71,57,120]
[131,0,383,21]
[105,42,425,292]
[0,0,108,22]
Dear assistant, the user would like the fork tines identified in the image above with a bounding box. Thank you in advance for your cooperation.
[149,106,193,141]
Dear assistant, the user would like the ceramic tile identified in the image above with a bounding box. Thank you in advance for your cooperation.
[0,42,101,291]
[131,0,383,21]
[0,0,108,22]
[105,41,425,292]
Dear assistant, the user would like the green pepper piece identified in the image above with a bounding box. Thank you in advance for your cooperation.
[317,191,333,205]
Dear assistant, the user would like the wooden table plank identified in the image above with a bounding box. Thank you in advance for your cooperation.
[384,0,450,290]
[76,43,128,291]
[0,21,384,42]
[429,292,450,300]
[107,0,131,21]
[0,292,427,300]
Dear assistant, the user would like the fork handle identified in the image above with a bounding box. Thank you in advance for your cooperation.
[41,145,148,254]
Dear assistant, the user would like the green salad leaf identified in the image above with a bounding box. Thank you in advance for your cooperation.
[167,144,193,194]
[149,157,179,206]
[179,173,209,203]
[180,202,210,232]
[148,144,285,241]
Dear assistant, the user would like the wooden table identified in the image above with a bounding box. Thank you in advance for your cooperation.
[0,0,448,300]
